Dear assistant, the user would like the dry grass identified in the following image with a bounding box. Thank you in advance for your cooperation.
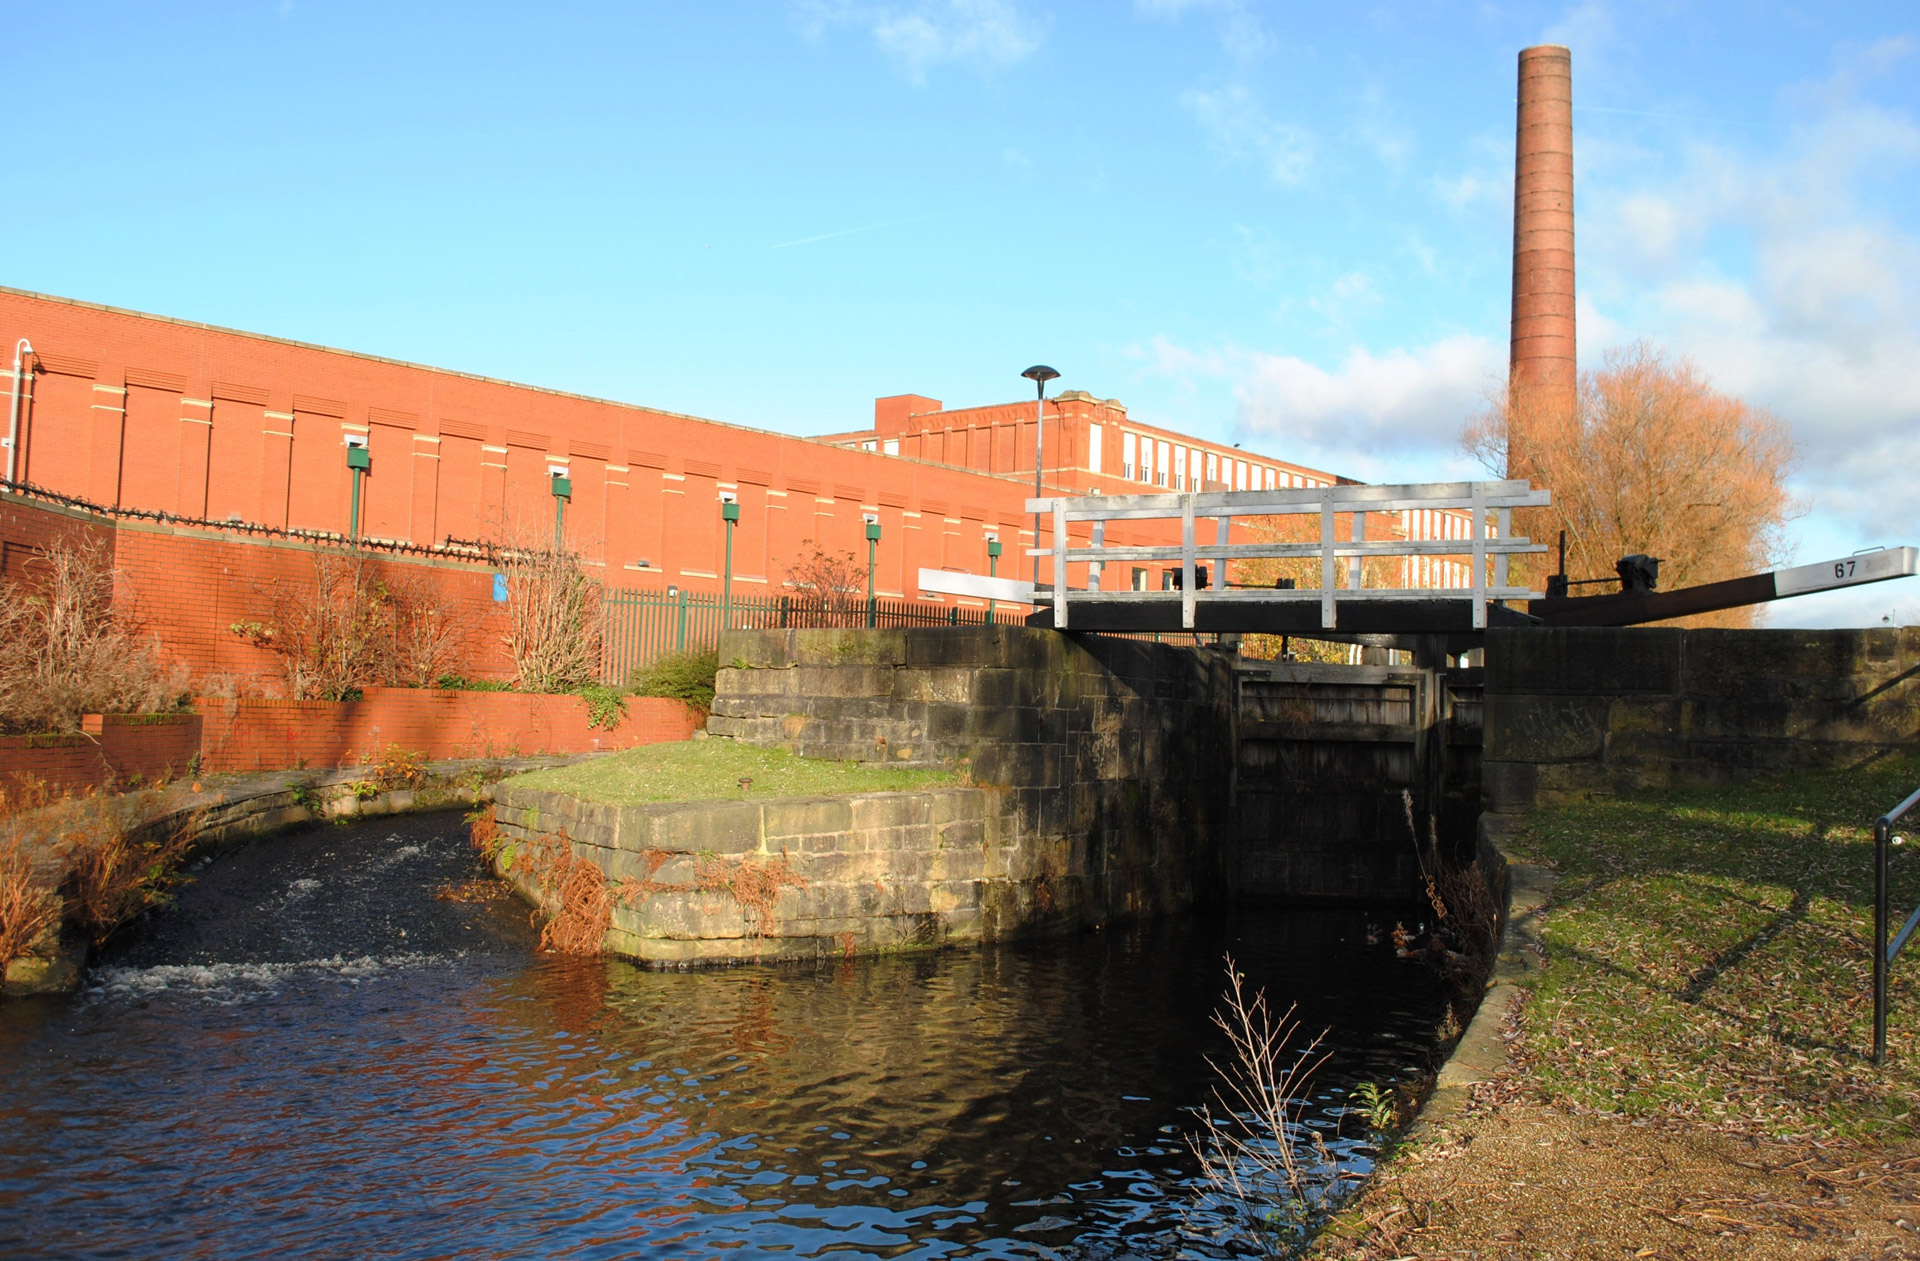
[60,795,201,947]
[0,835,60,973]
[0,533,184,734]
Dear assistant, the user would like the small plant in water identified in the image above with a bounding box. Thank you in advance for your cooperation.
[1350,1081,1397,1133]
[1185,956,1339,1257]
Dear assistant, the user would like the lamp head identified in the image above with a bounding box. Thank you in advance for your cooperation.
[865,521,882,542]
[1021,365,1060,385]
[987,539,1003,559]
[721,500,740,523]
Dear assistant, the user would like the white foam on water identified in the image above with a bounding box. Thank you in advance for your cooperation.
[284,877,323,900]
[88,952,444,1004]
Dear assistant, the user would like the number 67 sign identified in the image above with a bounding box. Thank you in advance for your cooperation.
[1774,547,1920,598]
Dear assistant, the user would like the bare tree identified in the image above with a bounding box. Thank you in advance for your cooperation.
[1464,341,1798,626]
[0,534,181,733]
[781,540,867,618]
[233,548,398,700]
[499,541,602,692]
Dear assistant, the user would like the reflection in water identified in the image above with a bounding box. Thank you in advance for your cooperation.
[0,811,1448,1258]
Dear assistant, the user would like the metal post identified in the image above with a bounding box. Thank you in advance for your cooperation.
[1021,365,1058,589]
[1348,510,1366,590]
[865,519,881,629]
[1878,815,1891,1065]
[721,499,740,633]
[987,537,1002,625]
[676,588,688,652]
[349,466,363,541]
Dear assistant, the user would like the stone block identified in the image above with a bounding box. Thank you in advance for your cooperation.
[783,628,908,667]
[1484,695,1607,763]
[717,666,799,698]
[791,664,895,699]
[1485,627,1682,695]
[1480,760,1537,814]
[929,789,986,824]
[893,668,973,705]
[848,792,932,832]
[614,890,748,940]
[758,795,852,844]
[635,801,763,856]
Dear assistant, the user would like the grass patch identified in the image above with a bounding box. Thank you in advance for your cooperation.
[498,739,956,805]
[1506,755,1920,1141]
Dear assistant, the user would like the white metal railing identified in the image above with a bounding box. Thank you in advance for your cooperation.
[1024,479,1551,630]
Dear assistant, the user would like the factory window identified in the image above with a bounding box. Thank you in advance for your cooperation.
[883,439,899,456]
[1157,441,1171,488]
[1206,452,1218,488]
[1264,467,1276,490]
[1123,432,1136,479]
[1139,435,1152,483]
[1236,460,1248,491]
[1131,567,1149,591]
[1173,446,1187,490]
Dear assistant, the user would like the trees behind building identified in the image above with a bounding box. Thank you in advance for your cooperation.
[1464,342,1798,627]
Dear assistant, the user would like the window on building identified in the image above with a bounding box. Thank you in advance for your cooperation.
[1123,432,1136,479]
[1131,567,1149,591]
[883,439,899,456]
[1206,452,1218,487]
[1139,435,1152,483]
[1235,460,1247,491]
[862,440,877,452]
[1089,423,1103,474]
[1173,446,1187,490]
[1157,441,1171,488]
[1264,467,1276,490]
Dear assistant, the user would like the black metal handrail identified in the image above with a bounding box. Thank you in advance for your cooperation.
[1873,784,1920,1064]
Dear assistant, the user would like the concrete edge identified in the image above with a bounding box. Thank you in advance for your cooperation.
[0,753,594,999]
[1405,810,1557,1135]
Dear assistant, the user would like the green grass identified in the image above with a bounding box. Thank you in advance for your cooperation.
[499,738,957,805]
[1507,755,1920,1141]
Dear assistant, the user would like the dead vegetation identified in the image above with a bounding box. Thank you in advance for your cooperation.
[1186,957,1341,1256]
[496,539,603,693]
[781,539,867,615]
[0,835,60,974]
[233,547,474,699]
[470,808,807,954]
[0,533,184,734]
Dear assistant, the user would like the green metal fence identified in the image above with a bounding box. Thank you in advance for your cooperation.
[600,590,997,684]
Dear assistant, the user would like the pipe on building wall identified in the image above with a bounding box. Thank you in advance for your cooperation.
[1509,44,1576,478]
[5,338,31,485]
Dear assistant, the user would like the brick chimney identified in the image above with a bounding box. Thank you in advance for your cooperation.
[1509,44,1576,477]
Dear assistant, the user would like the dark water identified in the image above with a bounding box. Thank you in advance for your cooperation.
[0,813,1450,1259]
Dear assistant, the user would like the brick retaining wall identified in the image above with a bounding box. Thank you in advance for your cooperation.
[1,691,699,796]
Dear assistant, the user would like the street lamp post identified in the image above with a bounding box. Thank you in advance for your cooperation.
[1020,365,1059,593]
[721,498,740,631]
[345,440,370,541]
[865,518,881,628]
[550,471,572,550]
[986,536,1002,625]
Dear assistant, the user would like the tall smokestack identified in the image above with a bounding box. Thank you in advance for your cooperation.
[1509,44,1576,479]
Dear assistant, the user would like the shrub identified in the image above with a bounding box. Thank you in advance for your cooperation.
[497,541,602,693]
[0,534,184,734]
[630,649,719,714]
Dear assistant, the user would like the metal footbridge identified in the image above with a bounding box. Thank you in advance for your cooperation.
[914,479,1918,637]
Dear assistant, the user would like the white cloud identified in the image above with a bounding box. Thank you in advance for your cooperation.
[1134,0,1271,62]
[793,0,1044,82]
[1576,46,1920,542]
[1181,83,1314,185]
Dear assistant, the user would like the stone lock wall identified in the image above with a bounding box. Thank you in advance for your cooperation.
[1482,626,1920,812]
[490,626,1237,965]
[710,625,1237,927]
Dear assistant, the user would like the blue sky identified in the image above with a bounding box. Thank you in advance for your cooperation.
[6,1,1918,624]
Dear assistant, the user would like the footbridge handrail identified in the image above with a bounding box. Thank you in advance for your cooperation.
[1873,784,1920,1064]
[1024,479,1551,631]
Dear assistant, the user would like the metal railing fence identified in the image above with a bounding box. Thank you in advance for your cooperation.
[600,590,994,684]
[1874,785,1920,1064]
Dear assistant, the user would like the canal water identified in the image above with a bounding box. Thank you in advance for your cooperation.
[0,812,1450,1259]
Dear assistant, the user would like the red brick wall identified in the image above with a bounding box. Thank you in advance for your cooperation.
[0,694,696,797]
[195,688,701,773]
[0,286,1068,602]
[1,713,202,798]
